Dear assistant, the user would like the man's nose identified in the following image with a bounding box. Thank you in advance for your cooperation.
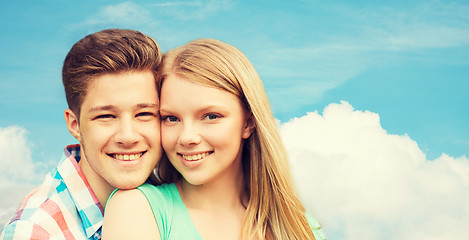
[115,118,142,145]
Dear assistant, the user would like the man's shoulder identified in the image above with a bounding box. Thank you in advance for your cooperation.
[16,166,70,210]
[1,215,86,239]
[0,148,93,240]
[5,173,73,214]
[1,145,103,239]
[1,218,51,239]
[0,173,84,239]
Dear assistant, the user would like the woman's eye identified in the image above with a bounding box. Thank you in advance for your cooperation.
[162,115,179,122]
[203,113,221,121]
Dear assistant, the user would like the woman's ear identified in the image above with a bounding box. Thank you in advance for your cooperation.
[242,113,255,139]
[64,109,81,141]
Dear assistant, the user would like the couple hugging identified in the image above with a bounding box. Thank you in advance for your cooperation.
[1,29,326,240]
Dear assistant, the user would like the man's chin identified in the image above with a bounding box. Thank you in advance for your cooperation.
[113,179,147,190]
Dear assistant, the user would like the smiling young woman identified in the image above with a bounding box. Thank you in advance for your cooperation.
[103,39,327,240]
[159,73,253,188]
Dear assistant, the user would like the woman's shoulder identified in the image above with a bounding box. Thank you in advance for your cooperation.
[106,187,149,210]
[137,182,178,200]
[103,188,159,239]
[105,183,178,215]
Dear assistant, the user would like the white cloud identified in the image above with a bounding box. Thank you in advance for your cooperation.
[81,2,151,27]
[0,126,46,228]
[152,0,235,20]
[281,101,469,240]
[0,126,35,182]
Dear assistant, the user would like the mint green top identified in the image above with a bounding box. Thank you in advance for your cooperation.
[131,183,327,240]
[137,183,203,239]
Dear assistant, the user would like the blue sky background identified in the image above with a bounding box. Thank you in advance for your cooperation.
[1,0,468,161]
[1,1,468,239]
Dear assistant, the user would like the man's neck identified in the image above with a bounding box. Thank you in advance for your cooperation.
[78,157,115,208]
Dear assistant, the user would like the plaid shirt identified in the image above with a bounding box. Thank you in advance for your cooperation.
[1,145,104,240]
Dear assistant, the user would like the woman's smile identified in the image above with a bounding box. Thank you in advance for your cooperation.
[180,151,213,161]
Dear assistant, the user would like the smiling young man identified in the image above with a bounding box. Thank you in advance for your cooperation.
[0,29,162,239]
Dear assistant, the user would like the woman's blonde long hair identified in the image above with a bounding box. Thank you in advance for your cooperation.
[156,39,316,240]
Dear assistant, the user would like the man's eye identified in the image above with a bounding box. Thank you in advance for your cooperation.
[136,112,155,117]
[94,114,115,120]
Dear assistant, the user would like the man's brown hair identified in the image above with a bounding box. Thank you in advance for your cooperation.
[62,29,162,117]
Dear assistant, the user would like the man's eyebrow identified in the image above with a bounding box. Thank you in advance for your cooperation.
[136,103,158,109]
[88,105,115,113]
[88,103,158,113]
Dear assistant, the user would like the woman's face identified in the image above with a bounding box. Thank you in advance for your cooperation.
[160,74,253,186]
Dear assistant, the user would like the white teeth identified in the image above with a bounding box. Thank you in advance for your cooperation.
[113,153,142,160]
[182,152,210,161]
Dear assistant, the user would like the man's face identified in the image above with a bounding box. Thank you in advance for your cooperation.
[68,71,161,195]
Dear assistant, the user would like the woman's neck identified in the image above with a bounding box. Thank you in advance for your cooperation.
[177,171,246,210]
[176,168,248,240]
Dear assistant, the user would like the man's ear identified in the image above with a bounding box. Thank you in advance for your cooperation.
[64,109,81,142]
[242,113,256,139]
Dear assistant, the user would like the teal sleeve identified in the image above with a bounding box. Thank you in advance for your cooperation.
[105,185,169,239]
[306,213,328,240]
[137,183,169,239]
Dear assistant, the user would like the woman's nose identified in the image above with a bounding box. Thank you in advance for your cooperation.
[177,124,201,146]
